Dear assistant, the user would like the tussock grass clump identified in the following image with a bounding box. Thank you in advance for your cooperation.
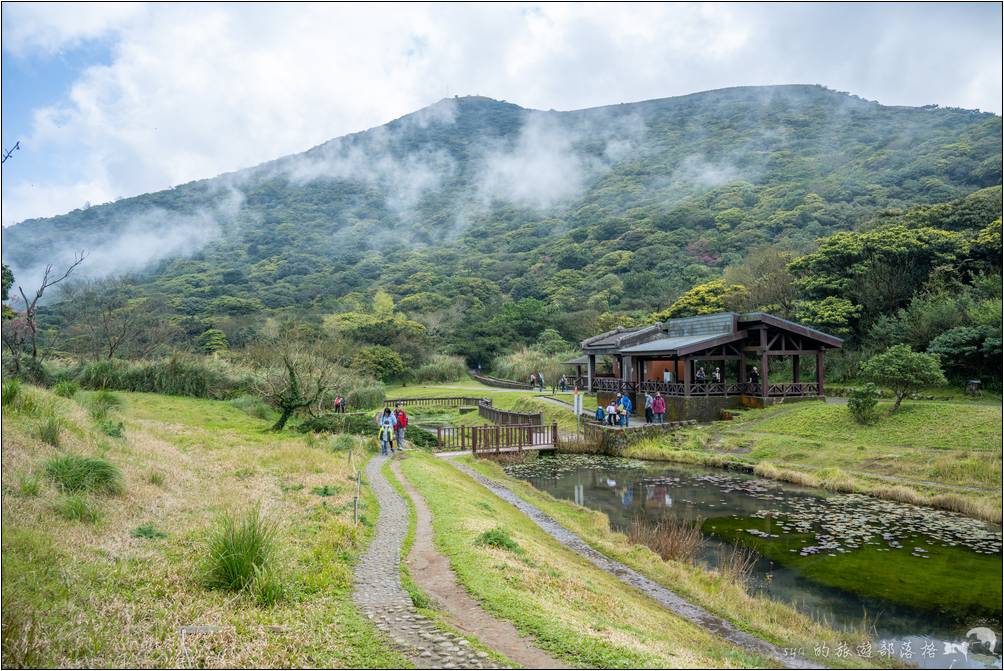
[96,418,124,437]
[54,494,101,523]
[44,455,124,495]
[330,434,356,452]
[475,527,524,555]
[229,394,275,420]
[86,390,123,421]
[15,474,41,497]
[147,470,166,487]
[311,485,340,497]
[251,567,286,607]
[131,523,168,539]
[1,379,22,407]
[716,543,759,587]
[627,517,704,563]
[33,415,64,447]
[53,381,80,398]
[413,354,468,383]
[203,506,278,592]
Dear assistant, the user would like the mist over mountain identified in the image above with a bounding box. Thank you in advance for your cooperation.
[2,84,1001,335]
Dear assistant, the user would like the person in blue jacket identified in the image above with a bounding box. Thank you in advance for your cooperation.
[619,393,633,426]
[594,405,605,423]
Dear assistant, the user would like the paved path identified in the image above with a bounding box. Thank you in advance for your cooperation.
[391,459,567,669]
[439,455,823,670]
[353,455,495,669]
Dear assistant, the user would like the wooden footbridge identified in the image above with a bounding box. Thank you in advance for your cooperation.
[384,396,558,454]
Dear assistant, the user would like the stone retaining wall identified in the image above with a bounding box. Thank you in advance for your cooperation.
[579,419,698,455]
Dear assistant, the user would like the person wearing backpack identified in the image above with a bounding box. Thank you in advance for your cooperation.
[393,404,408,450]
[377,407,397,456]
[594,405,606,423]
[652,392,666,424]
[644,392,654,424]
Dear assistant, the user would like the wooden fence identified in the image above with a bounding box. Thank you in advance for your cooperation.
[477,399,542,426]
[436,422,558,452]
[384,396,490,408]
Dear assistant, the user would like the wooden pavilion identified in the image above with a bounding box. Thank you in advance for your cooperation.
[574,312,842,419]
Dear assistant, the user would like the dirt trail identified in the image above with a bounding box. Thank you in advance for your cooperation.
[390,458,569,669]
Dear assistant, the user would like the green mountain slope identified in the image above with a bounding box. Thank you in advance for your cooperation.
[3,84,1001,352]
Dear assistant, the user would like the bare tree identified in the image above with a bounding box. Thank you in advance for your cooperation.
[2,253,86,369]
[60,281,177,360]
[252,343,336,431]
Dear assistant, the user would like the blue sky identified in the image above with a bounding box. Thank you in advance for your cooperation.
[1,2,1001,226]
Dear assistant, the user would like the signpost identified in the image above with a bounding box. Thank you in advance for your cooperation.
[573,387,583,435]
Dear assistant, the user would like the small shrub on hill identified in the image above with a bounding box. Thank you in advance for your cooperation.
[346,383,385,410]
[131,523,168,539]
[330,434,356,452]
[404,427,439,450]
[298,412,375,436]
[33,415,64,447]
[414,355,468,383]
[45,455,124,495]
[2,379,22,407]
[203,506,277,592]
[86,390,123,421]
[475,527,524,555]
[847,383,880,424]
[54,494,101,523]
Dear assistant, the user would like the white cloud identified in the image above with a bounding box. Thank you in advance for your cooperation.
[1,2,1000,225]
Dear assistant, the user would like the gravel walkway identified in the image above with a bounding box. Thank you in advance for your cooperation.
[441,456,824,670]
[353,455,496,669]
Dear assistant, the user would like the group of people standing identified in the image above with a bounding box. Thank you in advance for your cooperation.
[376,403,409,456]
[594,392,635,427]
[528,372,546,391]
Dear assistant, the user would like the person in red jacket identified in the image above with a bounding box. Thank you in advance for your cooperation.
[652,392,666,424]
[393,404,408,451]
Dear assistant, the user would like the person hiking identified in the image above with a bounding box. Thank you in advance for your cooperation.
[559,374,568,392]
[537,372,545,392]
[617,399,628,427]
[393,404,408,451]
[696,367,706,383]
[620,393,633,426]
[652,392,666,424]
[605,401,617,426]
[750,366,761,385]
[377,408,396,456]
[334,395,344,413]
[644,391,654,424]
[529,372,537,388]
[594,405,605,423]
[712,367,722,384]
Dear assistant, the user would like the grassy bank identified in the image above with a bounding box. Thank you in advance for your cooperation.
[622,400,1002,522]
[458,456,891,669]
[398,452,775,668]
[1,386,406,668]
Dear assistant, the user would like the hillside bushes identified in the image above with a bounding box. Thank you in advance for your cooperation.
[75,355,251,399]
[298,413,376,436]
[413,354,467,383]
[491,347,579,386]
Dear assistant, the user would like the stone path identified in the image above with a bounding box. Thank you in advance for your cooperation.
[390,460,568,669]
[353,455,497,669]
[440,456,824,671]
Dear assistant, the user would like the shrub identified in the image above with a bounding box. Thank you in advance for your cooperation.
[44,455,124,495]
[491,347,579,386]
[475,527,524,555]
[96,418,125,437]
[53,381,79,398]
[229,394,276,421]
[86,390,123,421]
[203,506,277,592]
[298,412,376,436]
[413,354,468,383]
[33,415,64,447]
[352,346,405,382]
[54,494,101,523]
[847,383,880,424]
[131,523,168,539]
[404,426,438,450]
[346,383,385,410]
[330,434,356,452]
[1,379,22,408]
[860,344,947,411]
[9,357,53,386]
[147,471,166,487]
[311,485,340,497]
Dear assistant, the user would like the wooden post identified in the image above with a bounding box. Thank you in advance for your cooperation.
[793,355,801,384]
[739,357,747,386]
[816,349,825,396]
[683,356,692,396]
[587,354,595,392]
[462,426,466,451]
[761,351,769,398]
[552,421,558,447]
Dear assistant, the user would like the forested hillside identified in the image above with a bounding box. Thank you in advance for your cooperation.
[2,84,1001,377]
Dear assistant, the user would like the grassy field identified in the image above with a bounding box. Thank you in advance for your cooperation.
[1,386,406,668]
[453,456,886,668]
[622,400,1003,521]
[397,452,776,668]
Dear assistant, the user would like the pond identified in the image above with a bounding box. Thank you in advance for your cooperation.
[505,454,1003,669]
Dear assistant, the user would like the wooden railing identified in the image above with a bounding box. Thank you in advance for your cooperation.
[590,380,822,397]
[436,422,558,452]
[385,396,489,408]
[478,400,542,426]
[468,371,533,390]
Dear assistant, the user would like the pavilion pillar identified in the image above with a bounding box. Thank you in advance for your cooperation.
[739,357,747,386]
[816,349,825,396]
[587,354,595,392]
[792,355,800,383]
[683,356,692,396]
[760,351,769,398]
[622,355,632,386]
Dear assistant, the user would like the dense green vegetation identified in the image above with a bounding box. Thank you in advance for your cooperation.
[2,85,1000,387]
